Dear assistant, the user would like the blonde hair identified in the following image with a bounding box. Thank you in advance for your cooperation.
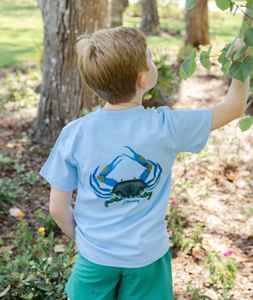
[76,26,150,104]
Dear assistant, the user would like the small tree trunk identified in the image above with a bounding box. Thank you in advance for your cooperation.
[140,0,159,33]
[111,0,124,27]
[185,0,210,47]
[35,0,107,146]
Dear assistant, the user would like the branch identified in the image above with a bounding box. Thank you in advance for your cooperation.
[243,8,253,27]
[246,97,253,109]
[228,0,253,20]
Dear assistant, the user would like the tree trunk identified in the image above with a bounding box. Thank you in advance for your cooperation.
[123,0,129,9]
[140,0,159,33]
[185,0,210,47]
[111,0,124,27]
[35,0,107,146]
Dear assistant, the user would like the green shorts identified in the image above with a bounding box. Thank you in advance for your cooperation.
[64,249,174,300]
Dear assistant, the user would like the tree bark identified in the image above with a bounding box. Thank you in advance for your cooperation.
[111,0,124,27]
[123,0,129,9]
[140,0,159,33]
[185,0,210,47]
[35,0,107,146]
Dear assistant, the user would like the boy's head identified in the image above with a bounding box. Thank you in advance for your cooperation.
[76,26,157,105]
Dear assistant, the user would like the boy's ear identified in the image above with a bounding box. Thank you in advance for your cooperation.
[137,73,150,90]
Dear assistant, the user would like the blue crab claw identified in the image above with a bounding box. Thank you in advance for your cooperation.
[97,155,123,187]
[146,162,162,190]
[91,166,112,192]
[123,146,152,181]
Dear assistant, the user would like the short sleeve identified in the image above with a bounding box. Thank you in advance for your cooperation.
[39,129,78,191]
[171,108,212,153]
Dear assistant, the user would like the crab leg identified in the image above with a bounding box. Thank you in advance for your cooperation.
[122,146,152,181]
[146,163,162,189]
[89,174,114,197]
[97,155,122,187]
[146,159,158,185]
[91,166,112,192]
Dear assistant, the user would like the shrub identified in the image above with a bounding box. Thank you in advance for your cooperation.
[0,218,77,300]
[144,48,180,102]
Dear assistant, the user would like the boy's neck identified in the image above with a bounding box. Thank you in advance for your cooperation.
[102,94,143,111]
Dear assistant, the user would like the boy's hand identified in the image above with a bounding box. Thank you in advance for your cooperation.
[231,38,251,62]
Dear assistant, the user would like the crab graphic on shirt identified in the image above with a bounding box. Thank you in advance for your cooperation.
[89,146,162,207]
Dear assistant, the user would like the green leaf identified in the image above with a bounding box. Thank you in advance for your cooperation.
[27,293,34,300]
[238,117,253,131]
[228,55,253,83]
[27,230,33,243]
[246,0,253,9]
[200,51,211,70]
[233,5,239,16]
[221,59,231,79]
[244,28,253,47]
[230,1,234,12]
[179,50,197,80]
[186,0,199,9]
[240,21,249,37]
[218,47,228,63]
[251,48,253,57]
[250,5,253,17]
[200,296,211,299]
[210,265,216,275]
[226,37,238,58]
[18,235,26,253]
[215,0,230,11]
[233,44,248,60]
[200,45,212,70]
[38,285,50,291]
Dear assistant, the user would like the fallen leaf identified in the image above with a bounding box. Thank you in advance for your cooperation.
[236,180,247,189]
[185,264,203,274]
[9,208,23,217]
[0,245,15,253]
[54,244,66,253]
[176,296,188,300]
[203,289,218,300]
[0,283,11,297]
[226,174,235,181]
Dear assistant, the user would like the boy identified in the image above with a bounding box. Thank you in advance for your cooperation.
[39,27,250,300]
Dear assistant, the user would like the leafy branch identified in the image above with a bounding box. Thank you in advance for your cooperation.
[183,0,253,132]
[228,0,253,20]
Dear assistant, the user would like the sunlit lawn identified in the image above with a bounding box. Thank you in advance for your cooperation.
[0,0,245,67]
[124,12,244,48]
[0,1,43,67]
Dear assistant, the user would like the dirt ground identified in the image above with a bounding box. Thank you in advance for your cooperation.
[0,60,253,299]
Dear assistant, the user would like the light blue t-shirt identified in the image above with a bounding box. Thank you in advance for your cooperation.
[39,105,212,268]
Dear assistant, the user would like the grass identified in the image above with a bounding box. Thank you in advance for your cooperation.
[0,1,43,67]
[208,11,243,45]
[0,1,246,67]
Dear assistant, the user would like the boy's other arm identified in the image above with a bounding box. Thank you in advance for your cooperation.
[49,186,76,241]
[209,76,250,131]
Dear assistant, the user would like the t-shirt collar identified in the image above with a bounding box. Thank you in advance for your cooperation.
[93,105,145,120]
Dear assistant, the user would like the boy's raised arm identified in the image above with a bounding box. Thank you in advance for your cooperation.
[209,76,250,131]
[209,40,250,132]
